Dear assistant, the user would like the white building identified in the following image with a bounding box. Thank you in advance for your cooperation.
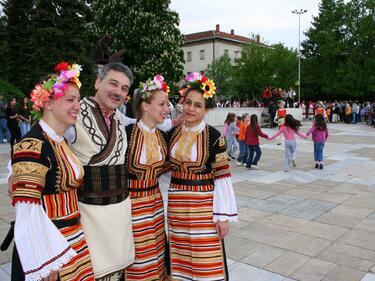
[183,24,266,75]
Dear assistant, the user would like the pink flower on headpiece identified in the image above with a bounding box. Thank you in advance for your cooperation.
[185,72,201,82]
[64,69,78,80]
[154,74,164,82]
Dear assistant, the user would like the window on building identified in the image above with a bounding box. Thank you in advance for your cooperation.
[187,51,192,61]
[235,51,240,59]
[224,49,229,55]
[200,50,205,60]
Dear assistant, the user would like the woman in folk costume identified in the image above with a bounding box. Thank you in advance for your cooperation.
[124,75,170,280]
[168,72,238,281]
[274,100,287,145]
[10,62,94,281]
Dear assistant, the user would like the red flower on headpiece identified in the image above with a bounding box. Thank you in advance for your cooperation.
[200,76,208,83]
[54,61,69,72]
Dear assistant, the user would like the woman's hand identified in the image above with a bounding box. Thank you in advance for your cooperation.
[42,271,59,281]
[215,221,229,239]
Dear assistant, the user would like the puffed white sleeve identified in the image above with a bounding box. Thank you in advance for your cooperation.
[14,203,76,281]
[213,177,238,222]
[211,136,238,222]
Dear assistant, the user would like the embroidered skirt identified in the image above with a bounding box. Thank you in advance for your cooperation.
[125,180,168,281]
[168,172,228,281]
[44,191,94,281]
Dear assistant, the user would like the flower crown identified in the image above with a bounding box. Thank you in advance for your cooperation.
[139,74,170,100]
[30,62,82,115]
[184,72,216,99]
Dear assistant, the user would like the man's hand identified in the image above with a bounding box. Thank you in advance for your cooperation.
[215,221,229,239]
[8,176,12,198]
[42,271,58,281]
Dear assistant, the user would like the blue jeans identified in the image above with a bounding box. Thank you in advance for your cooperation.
[237,140,248,163]
[284,140,296,171]
[314,141,325,162]
[0,118,10,143]
[20,121,30,137]
[246,144,261,167]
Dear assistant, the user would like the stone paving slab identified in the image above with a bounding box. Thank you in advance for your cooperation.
[1,122,375,280]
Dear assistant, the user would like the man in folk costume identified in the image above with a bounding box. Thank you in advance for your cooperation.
[65,62,135,280]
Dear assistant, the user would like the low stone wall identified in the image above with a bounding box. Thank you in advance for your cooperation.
[204,107,303,127]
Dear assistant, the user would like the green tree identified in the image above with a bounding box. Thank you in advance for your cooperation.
[340,0,375,98]
[90,0,184,87]
[1,0,33,86]
[2,0,96,96]
[301,0,347,100]
[205,53,234,98]
[233,43,297,100]
[0,16,8,79]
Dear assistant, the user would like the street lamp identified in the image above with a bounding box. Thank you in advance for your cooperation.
[292,9,307,103]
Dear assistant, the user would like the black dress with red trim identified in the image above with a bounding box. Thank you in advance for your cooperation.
[124,123,169,281]
[167,122,237,281]
[11,122,94,281]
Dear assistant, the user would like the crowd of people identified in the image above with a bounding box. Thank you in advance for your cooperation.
[223,101,330,172]
[3,63,237,281]
[0,95,32,147]
[299,100,375,127]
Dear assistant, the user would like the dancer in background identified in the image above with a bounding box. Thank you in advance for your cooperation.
[268,114,307,172]
[245,114,269,169]
[306,114,329,169]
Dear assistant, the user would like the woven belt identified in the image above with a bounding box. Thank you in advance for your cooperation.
[78,187,128,199]
[52,217,80,229]
[171,178,214,186]
[128,184,158,193]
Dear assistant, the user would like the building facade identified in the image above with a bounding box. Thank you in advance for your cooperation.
[183,24,265,75]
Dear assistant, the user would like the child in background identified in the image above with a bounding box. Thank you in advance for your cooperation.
[306,114,329,169]
[226,113,240,159]
[222,113,234,145]
[274,100,286,145]
[235,115,242,140]
[236,114,250,166]
[268,114,307,172]
[245,114,269,169]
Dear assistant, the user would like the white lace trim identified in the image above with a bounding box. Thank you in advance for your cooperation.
[25,248,76,281]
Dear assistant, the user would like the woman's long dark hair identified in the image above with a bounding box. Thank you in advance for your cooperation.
[314,114,327,131]
[7,97,16,109]
[284,114,302,131]
[250,114,259,137]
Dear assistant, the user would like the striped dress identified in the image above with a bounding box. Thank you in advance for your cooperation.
[11,121,94,281]
[168,122,238,281]
[124,122,169,281]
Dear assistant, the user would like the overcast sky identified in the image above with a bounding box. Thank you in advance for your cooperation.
[170,0,322,50]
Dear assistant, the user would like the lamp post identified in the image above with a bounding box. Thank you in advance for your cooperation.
[292,9,307,103]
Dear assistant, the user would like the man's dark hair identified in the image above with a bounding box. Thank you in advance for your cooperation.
[98,62,134,86]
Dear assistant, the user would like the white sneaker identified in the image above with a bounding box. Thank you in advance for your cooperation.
[242,163,247,166]
[252,165,260,170]
[236,161,242,165]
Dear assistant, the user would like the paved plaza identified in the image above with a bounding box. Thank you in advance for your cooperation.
[1,121,375,280]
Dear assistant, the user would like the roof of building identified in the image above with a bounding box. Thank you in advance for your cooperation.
[184,25,266,46]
